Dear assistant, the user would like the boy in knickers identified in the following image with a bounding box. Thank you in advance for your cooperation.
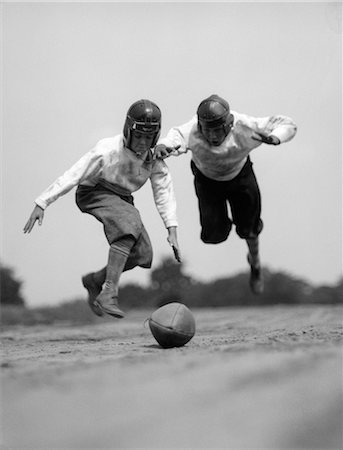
[155,94,297,294]
[24,100,181,318]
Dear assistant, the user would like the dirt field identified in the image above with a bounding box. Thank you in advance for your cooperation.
[1,305,342,449]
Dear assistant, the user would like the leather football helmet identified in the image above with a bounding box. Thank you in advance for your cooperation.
[197,94,231,131]
[123,99,161,149]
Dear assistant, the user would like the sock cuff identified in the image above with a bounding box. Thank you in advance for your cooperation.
[110,237,135,257]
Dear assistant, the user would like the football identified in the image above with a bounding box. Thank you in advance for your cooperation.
[148,302,196,348]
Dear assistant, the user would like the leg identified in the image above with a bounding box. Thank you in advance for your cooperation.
[246,236,260,267]
[228,158,264,294]
[82,268,106,317]
[192,161,232,243]
[123,226,153,271]
[95,237,135,318]
[246,237,264,295]
[76,185,153,314]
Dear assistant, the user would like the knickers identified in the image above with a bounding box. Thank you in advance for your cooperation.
[191,157,263,243]
[75,183,153,269]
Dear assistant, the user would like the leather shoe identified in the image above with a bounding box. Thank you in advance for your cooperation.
[82,273,103,316]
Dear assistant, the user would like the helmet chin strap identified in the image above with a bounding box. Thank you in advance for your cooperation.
[127,144,152,160]
[123,136,147,157]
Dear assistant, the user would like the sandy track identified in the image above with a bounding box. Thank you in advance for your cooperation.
[1,305,342,449]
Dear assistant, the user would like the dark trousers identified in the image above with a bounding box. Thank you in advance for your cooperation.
[191,157,263,243]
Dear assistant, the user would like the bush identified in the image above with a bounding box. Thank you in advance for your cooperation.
[1,264,26,307]
[0,298,103,327]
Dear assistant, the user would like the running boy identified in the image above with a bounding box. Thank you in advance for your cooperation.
[24,99,181,318]
[155,94,297,294]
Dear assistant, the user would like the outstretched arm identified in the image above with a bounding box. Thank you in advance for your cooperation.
[251,132,280,145]
[34,144,104,210]
[167,226,181,263]
[154,144,181,159]
[242,113,297,146]
[154,115,197,159]
[23,204,44,233]
[150,159,180,261]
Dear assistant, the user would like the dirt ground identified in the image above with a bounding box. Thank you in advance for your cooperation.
[1,304,342,449]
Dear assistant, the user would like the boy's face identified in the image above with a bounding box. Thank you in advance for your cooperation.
[201,125,228,146]
[200,114,234,146]
[129,130,155,154]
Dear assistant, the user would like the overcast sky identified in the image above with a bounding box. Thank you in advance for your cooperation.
[2,1,342,306]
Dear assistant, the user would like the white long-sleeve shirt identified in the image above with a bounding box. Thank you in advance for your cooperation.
[35,135,178,228]
[158,112,297,181]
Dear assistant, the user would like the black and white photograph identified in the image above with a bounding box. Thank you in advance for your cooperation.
[1,1,342,448]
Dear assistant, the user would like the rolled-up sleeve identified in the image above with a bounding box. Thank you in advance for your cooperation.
[253,115,297,143]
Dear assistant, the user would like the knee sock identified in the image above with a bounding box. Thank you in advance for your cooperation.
[110,236,135,258]
[103,237,135,293]
[93,237,135,289]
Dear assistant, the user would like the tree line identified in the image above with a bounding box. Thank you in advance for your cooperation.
[1,257,342,311]
[120,257,342,308]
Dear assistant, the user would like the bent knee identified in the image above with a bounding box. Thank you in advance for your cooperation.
[201,230,231,244]
[236,220,263,239]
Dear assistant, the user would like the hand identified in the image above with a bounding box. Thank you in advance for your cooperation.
[167,226,182,263]
[251,132,280,145]
[154,144,180,159]
[23,205,44,233]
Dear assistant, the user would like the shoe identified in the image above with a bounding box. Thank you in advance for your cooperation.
[247,254,264,295]
[94,283,125,319]
[82,273,103,317]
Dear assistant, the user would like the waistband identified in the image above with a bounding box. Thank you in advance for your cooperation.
[97,178,132,197]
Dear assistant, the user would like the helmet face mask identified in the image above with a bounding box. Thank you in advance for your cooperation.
[124,99,161,151]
